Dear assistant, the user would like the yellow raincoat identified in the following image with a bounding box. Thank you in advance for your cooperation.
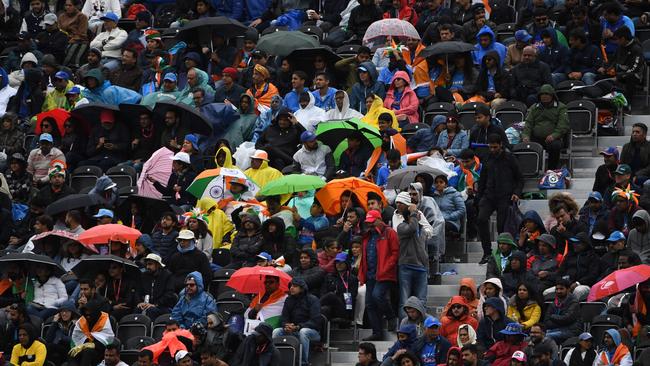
[244,160,292,203]
[197,197,235,249]
[42,80,74,112]
[361,95,399,130]
[215,146,239,169]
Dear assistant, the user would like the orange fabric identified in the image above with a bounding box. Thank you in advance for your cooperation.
[249,289,285,309]
[363,134,407,180]
[460,156,481,190]
[247,82,279,109]
[315,177,387,216]
[78,312,109,341]
[632,286,647,337]
[143,329,194,364]
[600,344,630,365]
[481,0,492,14]
[440,296,479,344]
[402,43,426,67]
[0,279,12,295]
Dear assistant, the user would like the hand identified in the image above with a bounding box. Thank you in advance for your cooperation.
[597,67,606,74]
[545,135,554,144]
[131,139,139,148]
[250,18,262,27]
[173,184,181,192]
[78,296,87,306]
[53,313,60,322]
[224,99,232,106]
[202,47,210,54]
[557,222,566,233]
[408,204,418,213]
[569,282,578,292]
[336,218,344,226]
[603,28,613,39]
[104,143,114,150]
[511,194,519,202]
[169,139,179,149]
[476,17,486,27]
[8,236,20,245]
[211,51,220,63]
[343,221,353,232]
[98,137,105,146]
[288,113,298,125]
[538,271,548,278]
[393,349,407,360]
[113,303,130,310]
[292,211,302,223]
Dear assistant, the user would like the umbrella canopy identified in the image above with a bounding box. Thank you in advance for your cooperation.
[259,174,325,196]
[176,16,248,43]
[226,266,292,294]
[0,252,66,277]
[256,31,320,58]
[153,100,213,136]
[35,108,70,136]
[45,193,102,216]
[419,41,475,59]
[587,264,650,301]
[70,103,121,130]
[116,195,182,233]
[363,18,420,43]
[315,177,387,216]
[31,230,99,253]
[315,118,382,165]
[71,255,141,279]
[78,224,142,246]
[386,166,446,190]
[287,47,341,66]
[119,104,155,131]
[138,147,174,198]
[187,167,260,200]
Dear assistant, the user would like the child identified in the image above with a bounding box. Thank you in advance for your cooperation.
[294,200,330,248]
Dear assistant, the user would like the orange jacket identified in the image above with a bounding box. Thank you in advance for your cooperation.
[440,296,479,345]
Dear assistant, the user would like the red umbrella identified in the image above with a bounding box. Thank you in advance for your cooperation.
[226,266,292,294]
[78,224,141,253]
[35,109,70,136]
[588,264,650,301]
[32,230,98,253]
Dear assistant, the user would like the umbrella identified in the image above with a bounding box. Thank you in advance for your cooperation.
[35,108,70,136]
[362,18,420,43]
[0,253,66,277]
[287,47,342,66]
[187,167,260,200]
[71,255,141,279]
[153,100,213,136]
[119,104,155,130]
[176,16,248,43]
[315,118,382,165]
[78,224,142,246]
[70,103,121,130]
[587,264,650,301]
[226,266,292,294]
[45,193,102,216]
[116,195,183,233]
[137,147,174,198]
[31,230,99,253]
[419,41,475,59]
[315,177,387,216]
[386,166,446,190]
[256,31,320,58]
[259,174,326,196]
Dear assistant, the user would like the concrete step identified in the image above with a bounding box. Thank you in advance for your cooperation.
[440,274,484,285]
[572,157,603,169]
[439,263,484,276]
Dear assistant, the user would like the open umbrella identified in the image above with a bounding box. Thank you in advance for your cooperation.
[119,104,155,129]
[226,266,292,294]
[187,167,260,200]
[362,18,420,44]
[587,264,650,301]
[70,103,121,130]
[315,118,382,165]
[153,100,212,136]
[137,147,174,198]
[78,224,142,246]
[176,17,248,43]
[256,31,319,58]
[287,47,341,66]
[419,41,474,59]
[31,230,99,253]
[45,193,102,216]
[259,174,325,196]
[386,166,446,190]
[315,177,386,216]
[71,255,141,279]
[35,108,70,136]
[116,195,183,233]
[0,253,66,277]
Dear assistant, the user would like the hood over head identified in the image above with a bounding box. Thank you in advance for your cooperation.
[85,68,105,86]
[606,328,621,347]
[299,91,316,110]
[403,296,427,318]
[396,323,418,344]
[197,197,218,212]
[480,50,501,68]
[483,277,504,293]
[484,296,506,317]
[238,93,255,114]
[254,322,274,341]
[520,210,546,233]
[20,52,38,67]
[505,250,527,273]
[93,175,117,192]
[390,70,411,86]
[540,27,559,46]
[185,271,205,293]
[262,216,286,241]
[459,277,478,300]
[447,295,469,315]
[538,84,557,99]
[456,325,477,345]
[290,277,308,292]
[357,61,379,83]
[448,346,463,360]
[19,323,38,348]
[240,212,262,229]
[214,146,235,168]
[476,25,496,48]
[632,209,650,228]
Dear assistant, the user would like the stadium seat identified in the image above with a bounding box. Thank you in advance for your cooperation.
[422,102,454,124]
[458,102,488,130]
[274,335,302,366]
[579,302,607,330]
[494,100,527,130]
[151,313,173,341]
[567,100,597,136]
[210,268,236,299]
[69,165,103,192]
[212,248,232,267]
[106,165,137,190]
[513,142,545,178]
[124,336,155,350]
[116,314,151,344]
[215,290,249,319]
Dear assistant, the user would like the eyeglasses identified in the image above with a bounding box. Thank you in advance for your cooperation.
[451,304,464,309]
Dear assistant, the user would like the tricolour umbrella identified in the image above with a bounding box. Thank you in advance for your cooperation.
[71,255,141,279]
[315,118,382,165]
[587,264,650,301]
[137,147,174,198]
[0,253,66,277]
[153,100,213,136]
[226,266,292,294]
[187,167,260,200]
[259,174,325,196]
[315,177,387,216]
[386,166,446,190]
[419,41,475,59]
[31,230,98,253]
[362,18,420,44]
[35,108,70,136]
[176,17,248,43]
[78,224,141,247]
[116,195,183,233]
[45,193,102,216]
[256,31,319,58]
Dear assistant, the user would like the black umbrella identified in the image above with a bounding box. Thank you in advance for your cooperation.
[153,100,213,136]
[419,41,474,59]
[0,253,66,277]
[71,255,141,279]
[45,194,102,216]
[116,195,183,233]
[176,16,249,43]
[70,103,122,131]
[287,47,342,65]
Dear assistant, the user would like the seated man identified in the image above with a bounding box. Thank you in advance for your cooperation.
[412,316,452,366]
[138,254,177,319]
[26,133,65,186]
[245,275,287,329]
[272,278,321,366]
[629,210,650,263]
[80,110,129,171]
[339,133,373,177]
[521,84,569,170]
[69,300,115,366]
[256,110,306,170]
[170,272,217,329]
[88,12,127,71]
[486,233,518,279]
[593,329,632,366]
[292,131,335,179]
[34,165,74,206]
[597,26,643,102]
[509,46,552,105]
[543,279,582,344]
[567,29,602,86]
[577,192,608,235]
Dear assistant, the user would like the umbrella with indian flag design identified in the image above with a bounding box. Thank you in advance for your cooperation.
[186,167,260,201]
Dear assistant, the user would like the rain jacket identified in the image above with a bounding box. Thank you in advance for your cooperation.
[255,110,306,165]
[326,90,363,120]
[245,158,282,191]
[261,216,295,260]
[500,251,537,298]
[487,242,518,280]
[82,68,141,105]
[0,112,24,156]
[443,277,479,318]
[359,222,399,284]
[543,293,582,336]
[197,197,235,249]
[400,296,433,337]
[167,237,213,291]
[409,116,448,152]
[485,337,527,366]
[10,324,46,366]
[361,94,398,130]
[0,67,16,114]
[140,86,180,107]
[629,210,650,264]
[177,68,215,105]
[472,26,507,66]
[551,234,601,287]
[350,61,386,115]
[578,201,609,235]
[214,146,238,169]
[197,102,240,152]
[506,295,542,330]
[88,175,119,209]
[224,94,257,148]
[477,296,514,349]
[42,80,74,111]
[383,71,419,124]
[594,329,633,366]
[384,324,419,361]
[294,92,328,132]
[517,210,547,252]
[231,214,264,264]
[538,29,570,75]
[433,186,466,231]
[522,84,569,140]
[383,1,418,25]
[476,50,510,98]
[293,141,335,179]
[170,271,217,329]
[278,277,321,333]
[440,296,479,345]
[289,249,325,296]
[410,182,446,259]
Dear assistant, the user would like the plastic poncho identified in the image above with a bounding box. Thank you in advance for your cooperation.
[0,67,17,114]
[244,159,283,191]
[223,94,257,148]
[82,68,141,105]
[177,68,215,105]
[326,90,363,120]
[42,80,74,112]
[360,95,399,130]
[294,92,328,132]
[215,146,238,169]
[197,197,235,249]
[198,102,240,151]
[140,86,180,107]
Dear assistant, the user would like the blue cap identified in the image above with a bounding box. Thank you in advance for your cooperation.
[335,252,348,262]
[100,12,119,23]
[514,30,532,42]
[424,316,441,328]
[257,252,272,261]
[184,52,202,63]
[588,191,603,202]
[500,322,525,336]
[579,332,594,341]
[93,208,114,219]
[66,86,81,95]
[600,146,620,160]
[163,72,177,82]
[606,231,626,242]
[55,71,70,80]
[39,133,53,143]
[300,131,317,143]
[184,134,199,151]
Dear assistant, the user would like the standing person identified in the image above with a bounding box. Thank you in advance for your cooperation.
[562,332,596,366]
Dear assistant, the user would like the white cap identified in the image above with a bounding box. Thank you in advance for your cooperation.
[144,253,165,267]
[395,191,411,205]
[43,13,57,25]
[177,229,195,240]
[174,350,190,362]
[172,152,191,164]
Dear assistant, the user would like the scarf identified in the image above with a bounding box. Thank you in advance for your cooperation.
[600,344,629,366]
[569,347,596,366]
[631,286,648,337]
[77,312,109,342]
[177,240,196,253]
[249,288,285,309]
[458,156,481,191]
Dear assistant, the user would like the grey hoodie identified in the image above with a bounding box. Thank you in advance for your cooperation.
[629,209,650,264]
[399,296,432,337]
[409,182,446,258]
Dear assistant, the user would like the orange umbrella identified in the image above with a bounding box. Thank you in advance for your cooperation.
[35,109,70,136]
[227,266,292,294]
[315,177,386,216]
[78,224,141,252]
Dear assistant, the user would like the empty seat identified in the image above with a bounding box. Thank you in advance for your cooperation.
[513,142,545,178]
[106,165,137,190]
[124,336,155,350]
[335,44,360,57]
[274,335,302,366]
[494,100,527,130]
[299,25,323,41]
[210,268,236,299]
[69,165,103,192]
[400,123,430,140]
[119,186,138,198]
[579,302,607,330]
[212,248,232,267]
[116,314,151,344]
[495,22,516,42]
[567,100,597,135]
[216,290,249,319]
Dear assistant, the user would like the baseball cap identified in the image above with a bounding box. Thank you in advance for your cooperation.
[365,210,382,223]
[39,133,53,143]
[251,150,269,161]
[163,72,177,82]
[514,30,532,42]
[257,252,272,261]
[588,191,603,202]
[93,208,114,219]
[335,252,348,262]
[606,230,626,242]
[569,232,591,245]
[600,146,619,160]
[66,86,80,95]
[174,350,190,363]
[511,351,527,362]
[579,332,594,341]
[251,49,267,58]
[424,316,441,328]
[100,12,119,23]
[172,152,191,164]
[301,131,317,143]
[43,13,57,25]
[54,71,70,81]
[615,164,632,175]
[178,229,195,240]
[144,253,165,267]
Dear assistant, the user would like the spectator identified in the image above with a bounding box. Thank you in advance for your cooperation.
[10,323,47,366]
[593,147,619,196]
[75,48,101,83]
[600,2,635,56]
[620,123,650,180]
[469,104,509,161]
[562,332,596,366]
[601,231,627,275]
[475,51,509,108]
[347,0,383,41]
[5,153,32,204]
[99,341,127,366]
[578,192,608,235]
[34,165,74,206]
[138,253,177,319]
[517,210,546,253]
[70,299,115,366]
[339,133,373,177]
[538,29,570,86]
[462,4,496,43]
[89,12,126,70]
[629,210,650,264]
[506,282,541,331]
[440,296,479,345]
[109,48,142,92]
[232,322,280,366]
[477,297,514,349]
[26,133,65,185]
[461,344,489,366]
[566,29,601,86]
[472,25,507,66]
[320,252,358,322]
[294,92,328,133]
[502,253,537,299]
[350,62,385,115]
[524,324,559,362]
[436,116,469,158]
[213,67,245,105]
[153,152,197,208]
[527,234,561,289]
[282,70,309,112]
[549,203,587,253]
[151,212,179,261]
[171,271,216,329]
[505,30,532,71]
[593,329,632,366]
[0,113,23,159]
[77,277,111,313]
[290,248,325,297]
[486,233,518,279]
[411,316,452,366]
[229,212,263,268]
[543,278,582,343]
[311,72,337,111]
[292,131,336,180]
[604,164,638,208]
[384,71,419,125]
[510,46,552,105]
[247,64,278,109]
[600,26,643,102]
[357,342,381,366]
[484,322,527,366]
[608,191,639,236]
[256,110,305,170]
[168,228,212,288]
[565,6,601,46]
[384,323,419,361]
[318,239,341,274]
[328,90,363,120]
[35,14,68,65]
[81,109,129,171]
[42,71,73,111]
[400,296,432,337]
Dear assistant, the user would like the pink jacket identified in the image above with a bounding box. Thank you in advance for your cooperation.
[383,70,419,124]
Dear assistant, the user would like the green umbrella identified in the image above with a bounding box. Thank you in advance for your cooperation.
[259,174,326,196]
[316,118,382,165]
[256,31,320,58]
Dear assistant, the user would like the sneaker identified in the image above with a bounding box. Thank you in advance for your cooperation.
[478,255,490,265]
[362,334,383,341]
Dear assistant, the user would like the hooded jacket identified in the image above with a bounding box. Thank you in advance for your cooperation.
[350,61,386,115]
[88,175,118,209]
[409,181,446,256]
[232,322,280,366]
[477,147,523,200]
[522,84,570,140]
[517,210,547,252]
[412,328,453,366]
[485,335,527,366]
[0,67,16,114]
[361,94,398,130]
[327,90,363,120]
[441,296,479,345]
[578,202,609,236]
[436,129,470,158]
[551,234,602,287]
[594,329,632,366]
[141,266,177,309]
[359,222,400,284]
[621,135,650,178]
[0,111,23,155]
[347,0,383,39]
[538,29,570,74]
[81,68,141,105]
[394,209,431,269]
[231,214,263,263]
[443,278,479,318]
[384,324,419,361]
[629,210,650,264]
[473,26,507,66]
[279,277,321,330]
[543,293,582,335]
[400,296,433,337]
[10,323,47,366]
[433,186,466,231]
[293,141,335,180]
[477,278,509,320]
[476,50,510,98]
[289,249,325,296]
[383,71,419,124]
[506,295,542,330]
[260,216,295,261]
[171,271,217,329]
[611,37,644,83]
[244,157,282,191]
[177,68,215,105]
[477,296,514,349]
[294,92,328,132]
[255,109,306,163]
[500,251,537,298]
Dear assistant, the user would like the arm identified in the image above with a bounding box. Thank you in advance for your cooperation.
[89,34,104,49]
[102,30,127,51]
[297,296,321,330]
[324,152,336,181]
[446,192,467,222]
[334,56,356,72]
[549,300,580,325]
[521,304,542,329]
[552,104,570,139]
[399,91,420,117]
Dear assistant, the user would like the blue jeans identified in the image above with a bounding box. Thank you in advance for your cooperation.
[546,327,575,344]
[272,327,320,366]
[365,279,395,335]
[582,72,597,85]
[26,304,58,320]
[398,266,428,319]
[552,73,567,86]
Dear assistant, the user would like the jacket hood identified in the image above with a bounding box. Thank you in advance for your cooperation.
[21,52,38,67]
[254,322,274,341]
[520,210,546,233]
[85,68,105,85]
[540,27,558,46]
[448,295,469,314]
[93,175,117,192]
[633,209,650,227]
[456,325,477,345]
[214,146,235,168]
[606,329,621,347]
[19,323,38,349]
[409,182,424,203]
[510,250,527,266]
[476,25,496,48]
[262,216,286,241]
[197,197,218,212]
[480,50,501,68]
[241,212,261,229]
[538,84,557,99]
[239,93,255,114]
[358,61,379,83]
[301,248,319,266]
[0,67,7,89]
[403,296,427,318]
[136,234,155,253]
[335,90,351,113]
[397,323,418,343]
[484,296,506,317]
[185,271,205,293]
[271,95,284,113]
[483,277,504,293]
[390,70,411,86]
[459,277,478,300]
[290,277,308,292]
[300,92,316,110]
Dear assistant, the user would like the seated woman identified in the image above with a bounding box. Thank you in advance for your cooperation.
[45,300,79,365]
[432,174,466,233]
[361,94,399,130]
[506,282,542,330]
[435,115,469,158]
[435,53,479,103]
[383,71,419,126]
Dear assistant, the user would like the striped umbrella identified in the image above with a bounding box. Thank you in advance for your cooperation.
[187,167,259,200]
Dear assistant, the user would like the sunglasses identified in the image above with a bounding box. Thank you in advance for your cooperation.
[185,283,196,288]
